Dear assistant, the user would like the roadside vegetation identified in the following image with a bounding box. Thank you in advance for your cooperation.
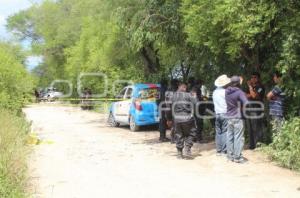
[6,0,300,170]
[0,42,34,197]
[0,109,31,198]
[264,118,300,171]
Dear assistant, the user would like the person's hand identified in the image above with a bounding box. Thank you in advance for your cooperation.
[240,76,244,85]
[167,121,173,128]
[247,80,252,87]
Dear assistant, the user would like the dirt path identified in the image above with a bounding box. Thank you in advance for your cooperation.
[24,104,300,198]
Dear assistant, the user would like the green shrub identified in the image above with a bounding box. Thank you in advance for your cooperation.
[0,109,30,198]
[264,117,300,171]
[0,43,34,112]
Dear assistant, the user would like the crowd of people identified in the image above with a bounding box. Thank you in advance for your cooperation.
[157,71,285,163]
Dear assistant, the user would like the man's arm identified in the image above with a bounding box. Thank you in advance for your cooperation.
[246,87,258,99]
[239,90,249,105]
[246,81,260,99]
[267,87,281,101]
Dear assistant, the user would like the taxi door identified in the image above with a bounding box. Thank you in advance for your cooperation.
[117,87,133,123]
[114,87,127,122]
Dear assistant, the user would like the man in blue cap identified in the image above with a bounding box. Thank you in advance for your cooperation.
[226,76,249,163]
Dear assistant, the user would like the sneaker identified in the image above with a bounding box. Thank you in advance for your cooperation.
[227,156,234,162]
[159,137,170,142]
[234,157,247,164]
[183,147,193,159]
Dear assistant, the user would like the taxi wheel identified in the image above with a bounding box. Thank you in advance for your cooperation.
[129,116,140,132]
[108,113,120,127]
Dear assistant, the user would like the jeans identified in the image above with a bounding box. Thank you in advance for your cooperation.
[215,114,228,154]
[175,120,197,149]
[227,119,245,160]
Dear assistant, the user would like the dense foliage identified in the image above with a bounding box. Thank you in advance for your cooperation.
[265,118,300,171]
[0,42,33,197]
[0,42,34,110]
[0,41,34,197]
[6,0,300,106]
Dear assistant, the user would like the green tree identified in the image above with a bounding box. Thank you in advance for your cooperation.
[0,42,34,111]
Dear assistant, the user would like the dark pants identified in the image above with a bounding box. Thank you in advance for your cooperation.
[170,125,176,143]
[195,116,203,141]
[159,111,167,139]
[246,112,263,149]
[215,114,228,153]
[175,120,197,149]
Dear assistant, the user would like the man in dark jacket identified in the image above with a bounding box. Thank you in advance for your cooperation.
[245,72,265,149]
[167,82,198,159]
[226,76,249,163]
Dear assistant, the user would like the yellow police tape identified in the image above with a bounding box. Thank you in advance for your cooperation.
[57,98,122,101]
[31,97,124,102]
[29,98,123,111]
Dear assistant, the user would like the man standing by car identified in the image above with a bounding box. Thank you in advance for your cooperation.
[166,82,198,159]
[191,79,203,142]
[165,79,179,143]
[157,79,169,142]
[226,76,249,163]
[213,75,231,156]
[267,71,286,135]
[245,72,265,149]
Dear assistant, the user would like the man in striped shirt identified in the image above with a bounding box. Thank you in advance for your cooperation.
[267,71,286,134]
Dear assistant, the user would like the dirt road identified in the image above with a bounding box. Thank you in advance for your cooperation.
[24,105,300,198]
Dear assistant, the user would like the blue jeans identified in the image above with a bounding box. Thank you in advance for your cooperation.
[215,114,228,153]
[227,119,245,160]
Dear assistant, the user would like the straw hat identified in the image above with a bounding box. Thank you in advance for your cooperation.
[214,75,231,87]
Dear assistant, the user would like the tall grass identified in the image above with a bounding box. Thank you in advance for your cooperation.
[0,109,30,198]
[264,117,300,171]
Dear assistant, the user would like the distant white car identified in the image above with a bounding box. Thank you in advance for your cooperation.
[41,88,63,101]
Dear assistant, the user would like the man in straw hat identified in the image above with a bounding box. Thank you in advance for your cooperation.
[213,75,231,156]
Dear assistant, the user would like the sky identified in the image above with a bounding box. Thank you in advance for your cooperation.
[0,0,43,70]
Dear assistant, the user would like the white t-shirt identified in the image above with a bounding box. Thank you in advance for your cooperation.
[213,87,227,114]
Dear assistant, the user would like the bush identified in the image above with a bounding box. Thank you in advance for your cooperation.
[0,109,31,198]
[0,43,34,112]
[264,117,300,171]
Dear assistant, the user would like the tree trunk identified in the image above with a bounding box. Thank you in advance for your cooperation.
[139,43,160,74]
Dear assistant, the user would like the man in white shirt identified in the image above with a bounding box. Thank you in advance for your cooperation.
[213,75,231,155]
